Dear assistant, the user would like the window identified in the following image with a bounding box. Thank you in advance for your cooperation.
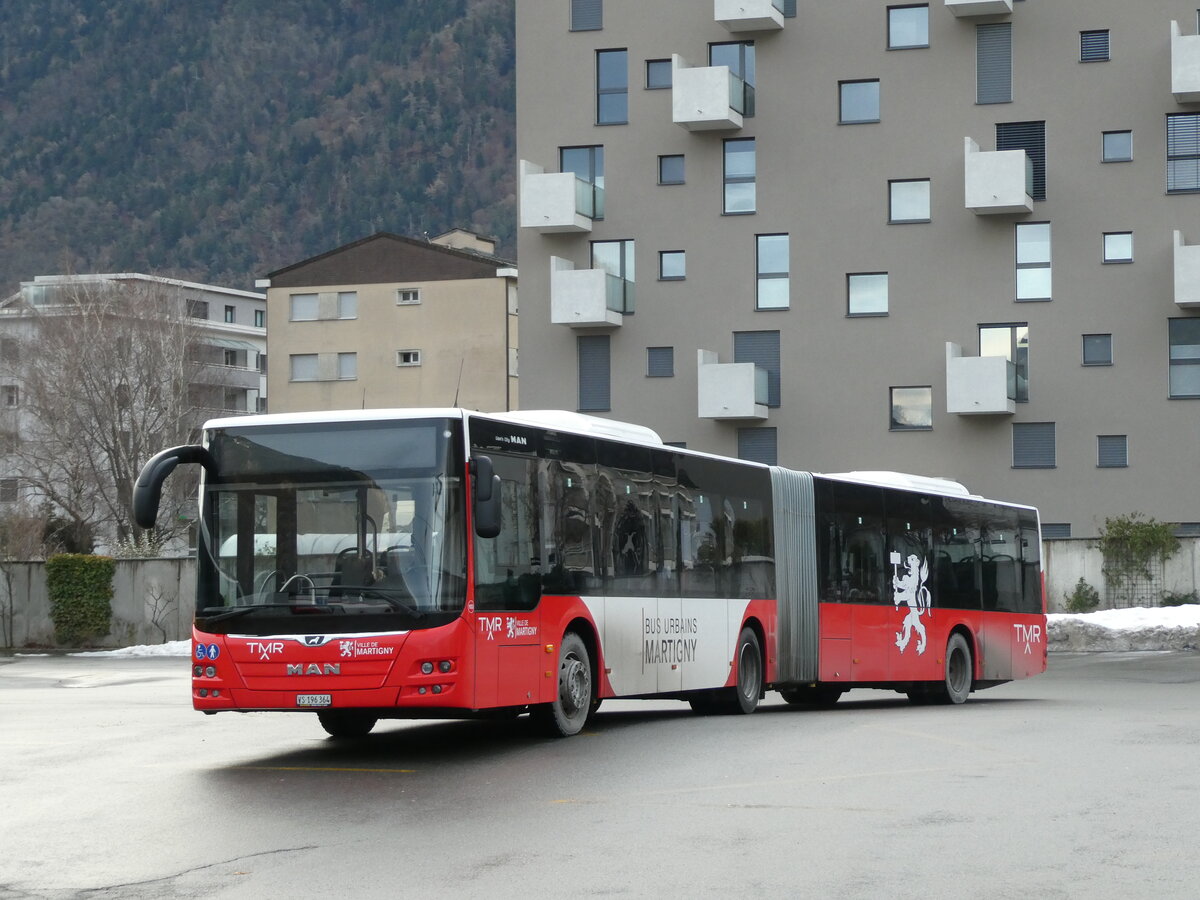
[839,80,880,124]
[890,386,932,430]
[1080,30,1109,62]
[1167,114,1200,193]
[337,352,357,380]
[337,291,357,319]
[647,346,674,377]
[224,305,236,324]
[888,5,929,50]
[223,349,239,368]
[1041,523,1071,539]
[290,354,318,382]
[397,288,421,305]
[397,349,421,367]
[561,145,604,219]
[737,427,777,465]
[1103,232,1133,263]
[1102,130,1132,162]
[1082,333,1113,366]
[980,324,1029,402]
[659,250,685,281]
[710,42,755,117]
[596,49,628,125]
[187,299,209,319]
[570,0,601,31]
[1097,435,1128,468]
[848,273,889,316]
[0,478,17,503]
[889,179,930,223]
[1013,422,1055,468]
[592,239,634,313]
[997,121,1045,201]
[0,338,19,363]
[578,334,611,411]
[977,23,1012,104]
[723,138,756,213]
[1015,222,1051,301]
[290,293,318,320]
[756,234,789,310]
[254,309,265,328]
[658,154,684,185]
[1169,317,1200,398]
[734,330,780,408]
[646,59,671,89]
[257,353,267,374]
[2,386,17,407]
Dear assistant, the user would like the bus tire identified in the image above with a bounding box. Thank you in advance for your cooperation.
[317,711,377,738]
[534,631,593,737]
[729,626,763,715]
[940,633,973,704]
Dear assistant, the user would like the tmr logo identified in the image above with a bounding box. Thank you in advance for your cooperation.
[1013,623,1043,655]
[479,616,503,641]
[287,663,341,675]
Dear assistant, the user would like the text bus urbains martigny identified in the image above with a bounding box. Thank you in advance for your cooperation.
[134,408,1046,738]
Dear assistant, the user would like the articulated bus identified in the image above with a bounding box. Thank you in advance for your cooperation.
[133,408,1046,738]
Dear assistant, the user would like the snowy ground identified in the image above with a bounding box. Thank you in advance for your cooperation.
[12,606,1195,658]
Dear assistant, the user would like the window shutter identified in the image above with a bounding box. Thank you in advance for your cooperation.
[997,120,1046,201]
[1040,523,1072,539]
[646,346,674,377]
[976,23,1012,104]
[570,0,602,31]
[1167,113,1200,192]
[1013,422,1055,468]
[1080,30,1109,62]
[737,427,778,465]
[1097,435,1128,468]
[734,330,781,407]
[578,335,610,411]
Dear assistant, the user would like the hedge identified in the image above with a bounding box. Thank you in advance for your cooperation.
[46,554,115,646]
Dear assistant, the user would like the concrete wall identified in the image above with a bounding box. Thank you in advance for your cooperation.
[1044,537,1200,613]
[0,559,195,649]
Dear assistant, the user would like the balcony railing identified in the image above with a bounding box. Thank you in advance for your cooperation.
[1174,230,1200,307]
[672,55,745,131]
[519,161,596,233]
[964,137,1033,215]
[714,0,785,33]
[1171,21,1200,103]
[697,350,769,420]
[550,257,625,328]
[945,0,1013,17]
[945,342,1017,415]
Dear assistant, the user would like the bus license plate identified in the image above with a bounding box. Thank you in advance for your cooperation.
[296,694,331,708]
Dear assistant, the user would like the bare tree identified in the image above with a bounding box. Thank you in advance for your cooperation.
[2,277,206,547]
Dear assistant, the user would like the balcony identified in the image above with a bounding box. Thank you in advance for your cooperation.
[549,257,626,328]
[1171,21,1200,103]
[945,343,1016,416]
[714,0,784,33]
[1174,231,1200,308]
[671,54,745,132]
[697,350,768,421]
[519,161,600,233]
[964,137,1033,215]
[944,0,1012,17]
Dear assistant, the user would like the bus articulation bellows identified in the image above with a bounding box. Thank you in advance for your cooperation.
[133,408,1046,738]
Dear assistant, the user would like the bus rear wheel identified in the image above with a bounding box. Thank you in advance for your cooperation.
[729,627,763,714]
[317,711,377,738]
[939,633,973,704]
[534,631,594,737]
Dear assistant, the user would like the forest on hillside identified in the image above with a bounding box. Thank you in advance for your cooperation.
[0,0,515,295]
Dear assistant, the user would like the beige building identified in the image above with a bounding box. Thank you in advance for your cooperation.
[260,231,518,414]
[515,0,1200,538]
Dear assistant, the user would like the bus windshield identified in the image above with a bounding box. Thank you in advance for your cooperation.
[195,417,466,634]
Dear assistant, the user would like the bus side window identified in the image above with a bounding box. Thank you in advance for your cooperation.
[731,495,773,599]
[474,454,541,611]
[541,460,595,595]
[1019,513,1043,613]
[833,482,885,603]
[981,506,1022,612]
[679,488,720,598]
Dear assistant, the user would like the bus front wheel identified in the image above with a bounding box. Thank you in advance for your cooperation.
[534,631,594,737]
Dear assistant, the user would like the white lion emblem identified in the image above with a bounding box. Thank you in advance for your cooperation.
[891,551,931,655]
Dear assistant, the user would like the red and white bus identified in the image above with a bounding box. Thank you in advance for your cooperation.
[133,408,1046,738]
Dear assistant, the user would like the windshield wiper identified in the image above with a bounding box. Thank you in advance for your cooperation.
[200,603,295,624]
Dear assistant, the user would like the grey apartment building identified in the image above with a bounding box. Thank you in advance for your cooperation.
[515,0,1200,538]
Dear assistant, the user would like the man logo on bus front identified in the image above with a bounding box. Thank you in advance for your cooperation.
[891,551,931,655]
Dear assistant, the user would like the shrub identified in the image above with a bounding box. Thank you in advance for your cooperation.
[1064,577,1101,613]
[1160,590,1200,607]
[46,554,115,646]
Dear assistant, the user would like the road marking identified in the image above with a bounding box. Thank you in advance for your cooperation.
[223,765,416,773]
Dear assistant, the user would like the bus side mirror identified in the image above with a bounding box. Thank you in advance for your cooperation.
[133,445,214,529]
[472,455,502,539]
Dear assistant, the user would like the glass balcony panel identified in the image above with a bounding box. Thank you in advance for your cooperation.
[754,366,769,406]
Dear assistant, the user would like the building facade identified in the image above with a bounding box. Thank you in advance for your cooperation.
[515,0,1200,538]
[260,231,519,414]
